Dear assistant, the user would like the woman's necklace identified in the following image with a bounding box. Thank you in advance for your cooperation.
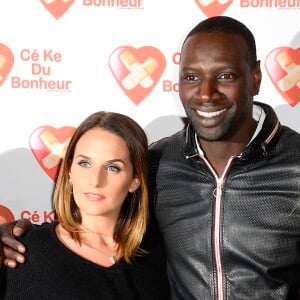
[79,224,108,236]
[79,225,119,265]
[80,240,117,264]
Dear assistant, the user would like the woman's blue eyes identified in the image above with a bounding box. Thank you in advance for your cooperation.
[78,161,90,168]
[78,161,120,172]
[107,166,120,172]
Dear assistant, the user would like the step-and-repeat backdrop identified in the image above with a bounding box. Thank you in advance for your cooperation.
[0,0,299,224]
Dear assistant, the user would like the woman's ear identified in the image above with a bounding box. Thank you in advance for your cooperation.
[129,177,140,193]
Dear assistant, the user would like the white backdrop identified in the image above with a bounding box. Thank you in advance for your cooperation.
[0,0,299,224]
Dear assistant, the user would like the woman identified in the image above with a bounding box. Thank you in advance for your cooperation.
[0,111,169,299]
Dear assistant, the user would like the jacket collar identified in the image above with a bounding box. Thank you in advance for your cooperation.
[183,101,281,159]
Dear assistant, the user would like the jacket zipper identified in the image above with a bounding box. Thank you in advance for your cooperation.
[214,177,224,300]
[202,156,236,300]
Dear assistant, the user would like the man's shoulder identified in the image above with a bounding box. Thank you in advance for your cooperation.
[279,125,300,149]
[149,128,186,152]
[279,125,300,141]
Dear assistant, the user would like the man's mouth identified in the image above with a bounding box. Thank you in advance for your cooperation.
[196,108,227,118]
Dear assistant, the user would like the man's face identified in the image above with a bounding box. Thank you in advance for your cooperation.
[179,32,261,142]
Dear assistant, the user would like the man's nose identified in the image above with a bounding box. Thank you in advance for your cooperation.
[197,78,221,102]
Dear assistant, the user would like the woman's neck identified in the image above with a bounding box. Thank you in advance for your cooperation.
[80,216,117,240]
[56,222,121,267]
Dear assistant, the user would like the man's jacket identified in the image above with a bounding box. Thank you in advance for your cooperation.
[149,102,300,300]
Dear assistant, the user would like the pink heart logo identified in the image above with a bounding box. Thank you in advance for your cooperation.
[30,126,76,181]
[109,46,166,105]
[0,43,14,87]
[265,47,300,107]
[194,0,233,17]
[40,0,75,19]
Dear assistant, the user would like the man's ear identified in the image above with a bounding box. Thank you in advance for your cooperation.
[252,60,262,96]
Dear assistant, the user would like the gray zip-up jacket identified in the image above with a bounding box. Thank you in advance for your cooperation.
[149,101,300,300]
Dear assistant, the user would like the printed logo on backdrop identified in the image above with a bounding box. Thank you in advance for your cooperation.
[41,0,144,16]
[240,0,300,9]
[0,205,55,225]
[30,126,76,181]
[11,49,72,91]
[82,0,144,9]
[0,43,14,87]
[194,0,233,17]
[109,46,166,105]
[40,0,75,19]
[0,205,15,224]
[265,47,300,107]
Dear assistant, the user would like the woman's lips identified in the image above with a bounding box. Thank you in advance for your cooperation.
[85,193,105,201]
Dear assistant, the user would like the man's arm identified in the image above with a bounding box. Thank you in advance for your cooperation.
[0,219,33,268]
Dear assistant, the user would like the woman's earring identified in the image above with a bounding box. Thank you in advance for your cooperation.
[131,191,136,201]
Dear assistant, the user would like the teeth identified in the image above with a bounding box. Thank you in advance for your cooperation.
[197,108,226,118]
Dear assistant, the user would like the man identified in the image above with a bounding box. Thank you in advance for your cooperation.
[1,16,300,299]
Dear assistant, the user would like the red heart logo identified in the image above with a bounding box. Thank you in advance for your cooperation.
[265,47,300,107]
[30,126,76,181]
[109,46,166,105]
[0,205,15,224]
[194,0,233,17]
[40,0,75,19]
[0,43,14,87]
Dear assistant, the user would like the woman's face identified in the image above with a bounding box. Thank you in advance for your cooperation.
[69,128,140,223]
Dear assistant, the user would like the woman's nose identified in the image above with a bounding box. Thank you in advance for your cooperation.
[89,169,105,187]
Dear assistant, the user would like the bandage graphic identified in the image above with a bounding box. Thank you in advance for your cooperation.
[120,50,158,90]
[0,54,6,69]
[276,51,300,91]
[199,0,230,6]
[40,130,70,169]
[0,54,6,83]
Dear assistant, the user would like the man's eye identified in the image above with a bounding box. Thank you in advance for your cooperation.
[219,73,234,80]
[184,74,198,81]
[78,161,90,168]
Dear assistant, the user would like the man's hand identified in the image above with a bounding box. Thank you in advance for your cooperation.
[0,219,33,268]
